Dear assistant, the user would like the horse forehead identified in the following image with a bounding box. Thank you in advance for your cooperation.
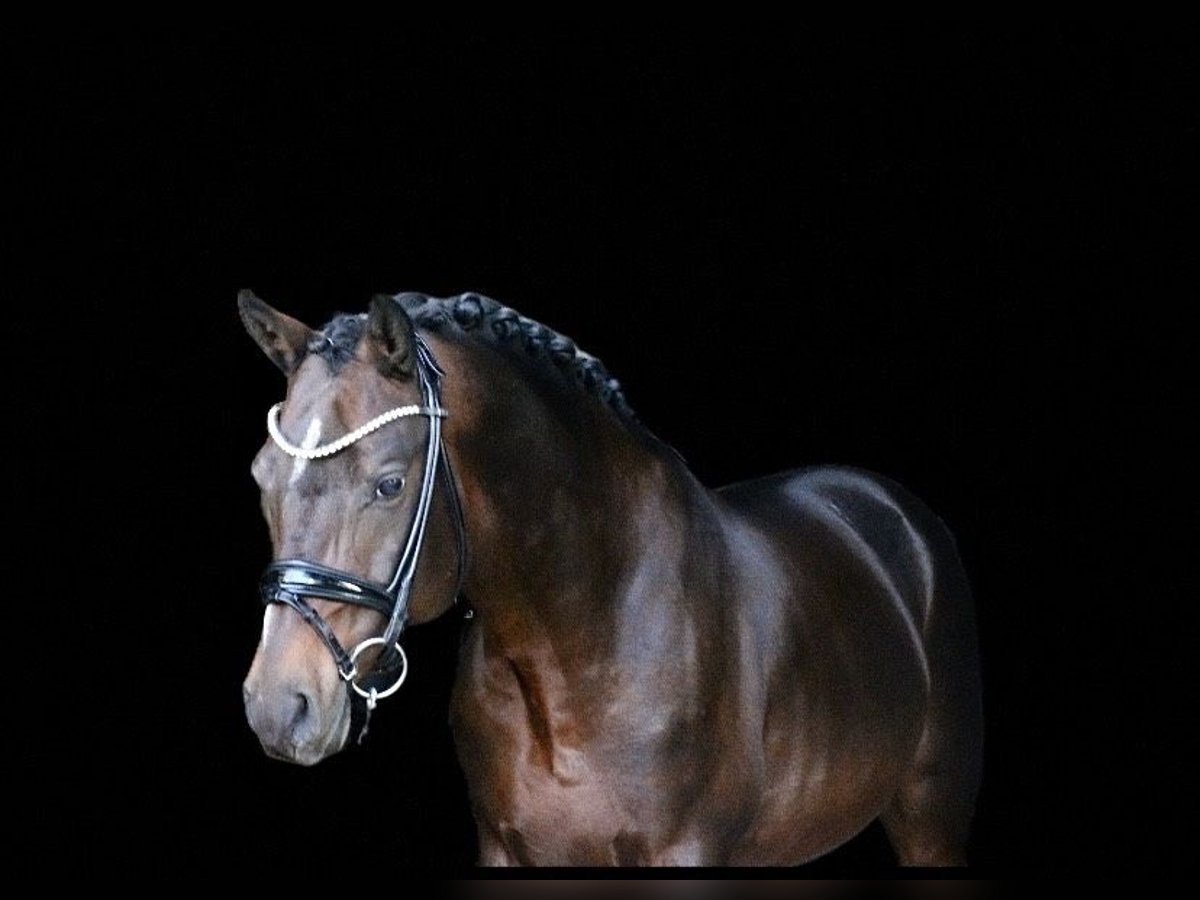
[282,365,374,429]
[261,373,351,480]
[283,360,337,410]
[265,364,412,479]
[307,345,420,403]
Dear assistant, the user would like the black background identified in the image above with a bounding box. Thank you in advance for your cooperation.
[13,25,1191,875]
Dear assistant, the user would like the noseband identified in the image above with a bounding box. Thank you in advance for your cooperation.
[259,334,466,726]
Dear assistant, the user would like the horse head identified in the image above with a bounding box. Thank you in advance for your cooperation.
[239,290,463,765]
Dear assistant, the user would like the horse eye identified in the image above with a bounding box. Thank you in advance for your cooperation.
[376,475,405,499]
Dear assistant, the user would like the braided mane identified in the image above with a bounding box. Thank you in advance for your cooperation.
[306,293,635,421]
[398,292,636,420]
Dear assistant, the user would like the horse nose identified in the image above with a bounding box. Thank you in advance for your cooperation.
[243,680,317,753]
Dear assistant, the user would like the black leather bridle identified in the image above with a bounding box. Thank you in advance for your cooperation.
[259,333,467,720]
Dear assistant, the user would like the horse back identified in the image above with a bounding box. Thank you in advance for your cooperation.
[716,463,960,640]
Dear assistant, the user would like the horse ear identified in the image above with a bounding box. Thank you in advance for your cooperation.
[238,289,315,375]
[367,294,415,379]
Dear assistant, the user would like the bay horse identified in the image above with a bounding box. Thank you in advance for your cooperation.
[239,289,983,867]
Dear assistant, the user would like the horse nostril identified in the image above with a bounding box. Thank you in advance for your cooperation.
[289,691,312,732]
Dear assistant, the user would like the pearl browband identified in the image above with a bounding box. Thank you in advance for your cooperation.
[266,402,448,460]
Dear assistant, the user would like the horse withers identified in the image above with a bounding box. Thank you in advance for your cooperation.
[239,290,983,866]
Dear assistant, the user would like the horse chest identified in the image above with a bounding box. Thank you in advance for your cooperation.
[448,637,695,865]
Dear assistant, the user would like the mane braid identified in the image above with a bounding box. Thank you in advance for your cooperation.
[395,292,637,421]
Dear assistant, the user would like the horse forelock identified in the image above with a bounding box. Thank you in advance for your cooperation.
[306,312,367,374]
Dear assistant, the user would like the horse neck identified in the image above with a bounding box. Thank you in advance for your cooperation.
[437,333,701,654]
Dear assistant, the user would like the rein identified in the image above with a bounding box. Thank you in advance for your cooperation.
[258,334,467,739]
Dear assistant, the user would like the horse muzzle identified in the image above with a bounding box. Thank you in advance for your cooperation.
[243,675,351,765]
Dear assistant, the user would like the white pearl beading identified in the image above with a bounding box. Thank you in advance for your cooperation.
[267,402,446,460]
